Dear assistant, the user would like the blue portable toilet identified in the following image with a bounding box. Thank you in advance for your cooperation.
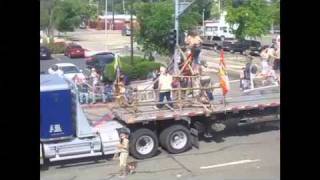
[40,75,75,141]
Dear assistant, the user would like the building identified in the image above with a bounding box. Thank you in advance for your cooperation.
[94,14,138,30]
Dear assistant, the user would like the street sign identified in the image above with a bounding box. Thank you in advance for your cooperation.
[177,0,195,16]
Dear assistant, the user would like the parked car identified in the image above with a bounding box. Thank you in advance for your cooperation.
[85,52,115,75]
[40,46,51,60]
[121,27,131,36]
[48,63,86,82]
[64,43,85,58]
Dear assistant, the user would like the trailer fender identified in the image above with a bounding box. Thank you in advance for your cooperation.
[190,127,199,149]
[180,117,191,125]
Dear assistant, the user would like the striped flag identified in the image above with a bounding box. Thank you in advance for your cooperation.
[218,49,230,96]
[114,54,121,80]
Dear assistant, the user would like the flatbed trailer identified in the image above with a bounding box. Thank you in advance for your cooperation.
[103,85,280,159]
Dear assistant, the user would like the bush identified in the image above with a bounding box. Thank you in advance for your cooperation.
[47,41,66,54]
[104,56,161,82]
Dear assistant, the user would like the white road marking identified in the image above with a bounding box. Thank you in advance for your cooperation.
[229,80,240,83]
[200,159,261,169]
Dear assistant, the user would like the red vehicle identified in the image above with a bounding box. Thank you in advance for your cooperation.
[64,44,85,58]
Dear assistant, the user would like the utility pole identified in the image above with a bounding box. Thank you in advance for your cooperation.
[173,0,179,74]
[130,0,134,65]
[173,0,195,74]
[174,0,179,47]
[202,9,205,36]
[112,0,115,30]
[122,0,126,14]
[105,0,108,50]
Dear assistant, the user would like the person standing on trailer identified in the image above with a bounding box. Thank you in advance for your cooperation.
[90,68,99,87]
[185,29,203,74]
[243,56,257,89]
[155,67,173,109]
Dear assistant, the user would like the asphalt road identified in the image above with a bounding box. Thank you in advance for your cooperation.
[40,122,280,180]
[40,55,89,75]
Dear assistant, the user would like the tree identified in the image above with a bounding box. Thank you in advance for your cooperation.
[52,0,82,32]
[270,0,280,26]
[134,0,201,56]
[210,1,221,19]
[225,0,274,39]
[40,0,98,34]
[40,0,57,36]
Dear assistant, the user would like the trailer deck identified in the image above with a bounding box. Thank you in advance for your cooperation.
[111,89,280,124]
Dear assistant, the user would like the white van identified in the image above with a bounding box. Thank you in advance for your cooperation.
[204,11,237,40]
[204,23,235,39]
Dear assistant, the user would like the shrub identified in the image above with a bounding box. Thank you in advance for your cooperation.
[47,41,66,54]
[104,56,162,82]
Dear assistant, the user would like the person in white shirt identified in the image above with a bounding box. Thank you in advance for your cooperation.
[90,68,99,86]
[156,67,173,109]
[48,65,63,77]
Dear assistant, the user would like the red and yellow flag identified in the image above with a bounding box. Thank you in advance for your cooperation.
[218,49,230,96]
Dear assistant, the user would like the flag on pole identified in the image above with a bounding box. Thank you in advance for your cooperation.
[114,54,121,72]
[114,54,121,81]
[218,49,230,96]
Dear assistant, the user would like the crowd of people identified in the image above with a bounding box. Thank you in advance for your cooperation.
[240,35,280,90]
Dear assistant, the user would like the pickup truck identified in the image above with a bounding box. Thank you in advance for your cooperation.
[202,36,223,50]
[229,40,262,56]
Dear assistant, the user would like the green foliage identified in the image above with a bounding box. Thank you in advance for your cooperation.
[52,0,83,32]
[47,41,66,54]
[134,0,201,56]
[40,0,57,36]
[270,0,280,26]
[225,0,275,39]
[40,8,50,30]
[104,56,161,82]
[40,0,98,33]
[210,2,221,19]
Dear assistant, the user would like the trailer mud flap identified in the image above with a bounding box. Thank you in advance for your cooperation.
[190,128,199,149]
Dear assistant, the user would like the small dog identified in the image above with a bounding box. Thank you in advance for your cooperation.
[127,161,137,174]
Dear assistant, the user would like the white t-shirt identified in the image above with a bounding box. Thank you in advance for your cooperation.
[261,60,270,74]
[159,73,172,92]
[91,72,99,85]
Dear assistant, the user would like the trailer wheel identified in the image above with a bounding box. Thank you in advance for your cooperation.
[160,125,191,154]
[129,128,158,159]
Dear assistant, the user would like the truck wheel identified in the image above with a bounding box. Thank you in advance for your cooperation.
[129,128,158,159]
[41,158,50,170]
[160,124,191,154]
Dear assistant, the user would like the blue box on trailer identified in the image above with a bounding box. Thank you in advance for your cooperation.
[40,75,75,141]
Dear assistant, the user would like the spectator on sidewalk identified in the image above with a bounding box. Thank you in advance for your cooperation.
[117,129,130,178]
